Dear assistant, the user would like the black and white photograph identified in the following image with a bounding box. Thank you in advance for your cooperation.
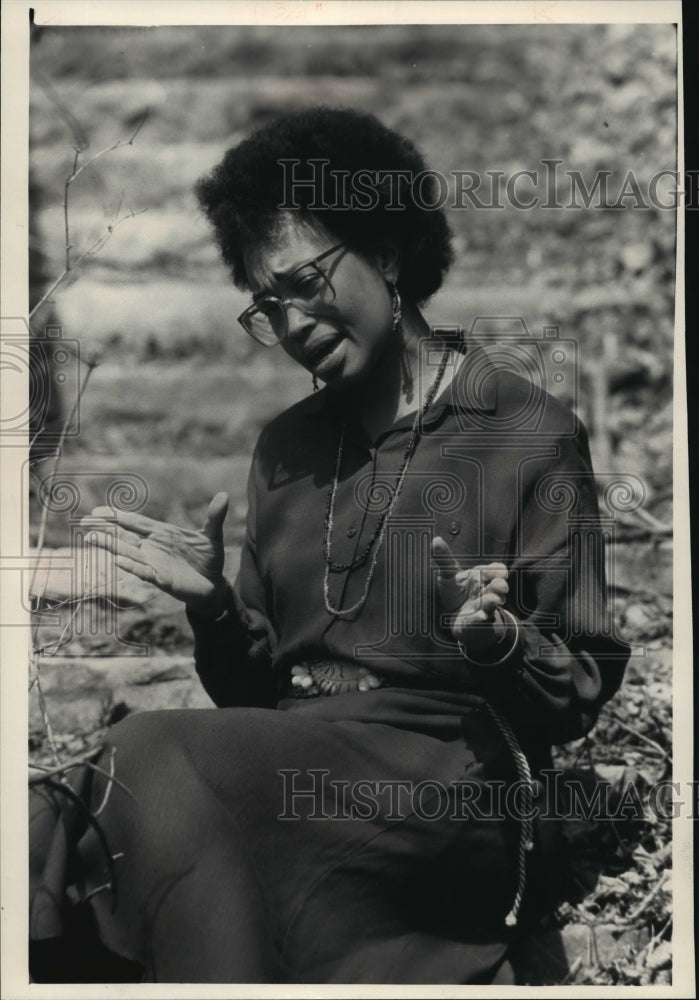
[0,0,691,992]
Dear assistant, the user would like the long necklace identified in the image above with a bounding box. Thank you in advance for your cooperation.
[322,346,451,619]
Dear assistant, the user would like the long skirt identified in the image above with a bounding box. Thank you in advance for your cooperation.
[29,687,559,983]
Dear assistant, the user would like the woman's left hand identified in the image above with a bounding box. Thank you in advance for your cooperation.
[431,536,510,657]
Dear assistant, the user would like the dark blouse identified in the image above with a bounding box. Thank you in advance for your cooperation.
[188,343,629,747]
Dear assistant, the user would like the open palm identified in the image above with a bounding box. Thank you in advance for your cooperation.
[84,491,230,616]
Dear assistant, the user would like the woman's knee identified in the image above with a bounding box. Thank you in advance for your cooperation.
[97,710,198,807]
[101,707,275,829]
[106,709,209,766]
[94,712,212,867]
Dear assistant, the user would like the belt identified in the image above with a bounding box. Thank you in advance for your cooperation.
[288,661,384,697]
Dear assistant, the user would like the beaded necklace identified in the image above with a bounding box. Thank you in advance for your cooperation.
[322,345,451,619]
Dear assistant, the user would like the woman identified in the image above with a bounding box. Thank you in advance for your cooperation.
[29,107,630,984]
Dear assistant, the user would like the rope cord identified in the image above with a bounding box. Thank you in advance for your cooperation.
[485,702,535,927]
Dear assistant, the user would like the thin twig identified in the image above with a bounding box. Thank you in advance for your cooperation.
[94,747,117,814]
[29,206,148,320]
[29,531,52,649]
[632,506,672,534]
[641,913,673,965]
[607,581,673,601]
[606,712,672,762]
[82,207,148,258]
[31,537,143,660]
[31,559,147,615]
[31,66,89,151]
[32,587,85,656]
[645,489,673,510]
[562,955,584,984]
[28,267,70,322]
[29,113,149,321]
[611,529,673,543]
[29,423,47,451]
[615,869,671,925]
[630,870,672,923]
[29,754,135,801]
[63,148,80,269]
[82,881,114,903]
[31,668,60,767]
[29,745,100,775]
[645,709,672,756]
[41,778,119,910]
[29,452,62,469]
[36,586,143,615]
[28,356,99,605]
[588,922,600,968]
[28,115,147,762]
[63,113,148,191]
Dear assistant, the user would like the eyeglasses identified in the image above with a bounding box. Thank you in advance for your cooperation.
[237,243,347,346]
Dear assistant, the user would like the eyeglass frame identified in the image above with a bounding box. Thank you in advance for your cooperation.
[237,242,348,346]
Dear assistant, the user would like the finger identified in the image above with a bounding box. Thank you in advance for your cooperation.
[478,562,509,582]
[81,512,121,535]
[453,606,489,631]
[83,529,151,567]
[119,527,145,548]
[113,553,161,586]
[431,536,462,578]
[84,523,144,548]
[480,591,505,615]
[449,568,484,604]
[202,492,229,539]
[452,593,503,631]
[90,507,166,535]
[484,577,509,597]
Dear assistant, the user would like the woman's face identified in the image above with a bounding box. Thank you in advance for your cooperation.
[242,215,399,388]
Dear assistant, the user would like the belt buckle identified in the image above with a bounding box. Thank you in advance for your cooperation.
[289,661,383,697]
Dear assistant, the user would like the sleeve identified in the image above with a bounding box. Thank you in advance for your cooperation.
[186,434,278,708]
[470,417,630,745]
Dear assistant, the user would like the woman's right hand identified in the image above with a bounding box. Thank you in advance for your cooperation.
[83,491,231,618]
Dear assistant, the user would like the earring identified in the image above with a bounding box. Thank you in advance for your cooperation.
[312,374,319,392]
[391,282,402,333]
[391,282,413,404]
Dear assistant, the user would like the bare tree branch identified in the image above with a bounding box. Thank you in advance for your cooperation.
[29,113,149,322]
